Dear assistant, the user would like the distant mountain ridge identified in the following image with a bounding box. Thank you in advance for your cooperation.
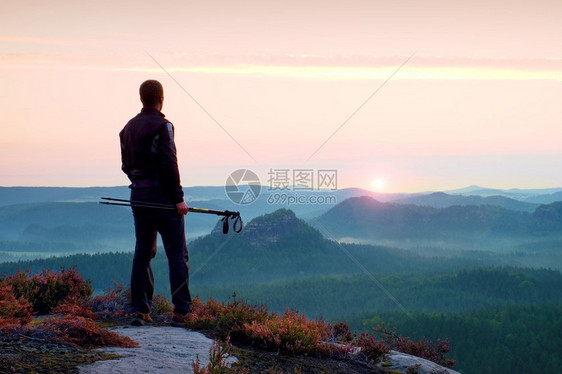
[445,185,562,195]
[393,192,539,212]
[2,185,561,210]
[312,196,562,250]
[3,184,562,202]
[1,185,561,262]
[445,185,562,204]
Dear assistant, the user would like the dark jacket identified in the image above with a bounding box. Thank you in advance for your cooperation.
[120,107,184,204]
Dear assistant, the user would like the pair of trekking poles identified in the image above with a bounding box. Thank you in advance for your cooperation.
[99,197,243,234]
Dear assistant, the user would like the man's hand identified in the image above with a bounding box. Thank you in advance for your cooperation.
[176,201,189,215]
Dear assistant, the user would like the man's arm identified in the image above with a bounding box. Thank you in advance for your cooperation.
[119,129,132,179]
[157,122,184,204]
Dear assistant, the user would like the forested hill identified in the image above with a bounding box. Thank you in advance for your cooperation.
[312,196,562,247]
[188,208,470,285]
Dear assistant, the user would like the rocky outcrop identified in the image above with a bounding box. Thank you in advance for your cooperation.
[378,350,461,374]
[241,209,304,248]
[79,327,459,374]
[78,326,236,374]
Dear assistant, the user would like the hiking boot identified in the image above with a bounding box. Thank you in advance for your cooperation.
[130,312,153,326]
[171,311,190,328]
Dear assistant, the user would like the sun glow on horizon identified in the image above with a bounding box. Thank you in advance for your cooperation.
[370,178,386,191]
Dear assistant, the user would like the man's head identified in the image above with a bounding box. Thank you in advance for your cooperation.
[139,80,164,109]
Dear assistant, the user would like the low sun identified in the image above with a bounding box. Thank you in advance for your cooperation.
[370,178,385,191]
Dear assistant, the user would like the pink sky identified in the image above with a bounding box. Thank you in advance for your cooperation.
[1,0,561,192]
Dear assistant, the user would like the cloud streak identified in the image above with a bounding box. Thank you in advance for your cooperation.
[119,65,561,81]
[2,50,560,81]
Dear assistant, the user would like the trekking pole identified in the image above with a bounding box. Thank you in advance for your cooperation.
[99,197,243,234]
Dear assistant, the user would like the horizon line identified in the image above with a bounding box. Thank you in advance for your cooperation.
[1,184,562,195]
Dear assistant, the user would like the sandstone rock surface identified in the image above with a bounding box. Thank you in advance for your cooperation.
[378,350,461,374]
[79,326,235,374]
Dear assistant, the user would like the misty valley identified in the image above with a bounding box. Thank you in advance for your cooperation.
[1,186,561,373]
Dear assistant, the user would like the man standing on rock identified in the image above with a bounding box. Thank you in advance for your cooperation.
[120,79,192,327]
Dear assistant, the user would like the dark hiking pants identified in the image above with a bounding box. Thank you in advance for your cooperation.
[130,189,192,315]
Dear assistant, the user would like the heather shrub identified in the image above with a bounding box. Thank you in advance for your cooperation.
[90,282,130,320]
[187,297,269,340]
[90,283,174,321]
[354,332,390,364]
[390,335,455,368]
[2,268,93,315]
[375,323,455,368]
[2,269,34,300]
[243,309,330,355]
[189,299,352,358]
[40,315,138,349]
[330,321,355,344]
[192,337,248,374]
[52,297,100,320]
[0,283,33,327]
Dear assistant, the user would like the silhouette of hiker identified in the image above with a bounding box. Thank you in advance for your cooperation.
[120,80,192,327]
